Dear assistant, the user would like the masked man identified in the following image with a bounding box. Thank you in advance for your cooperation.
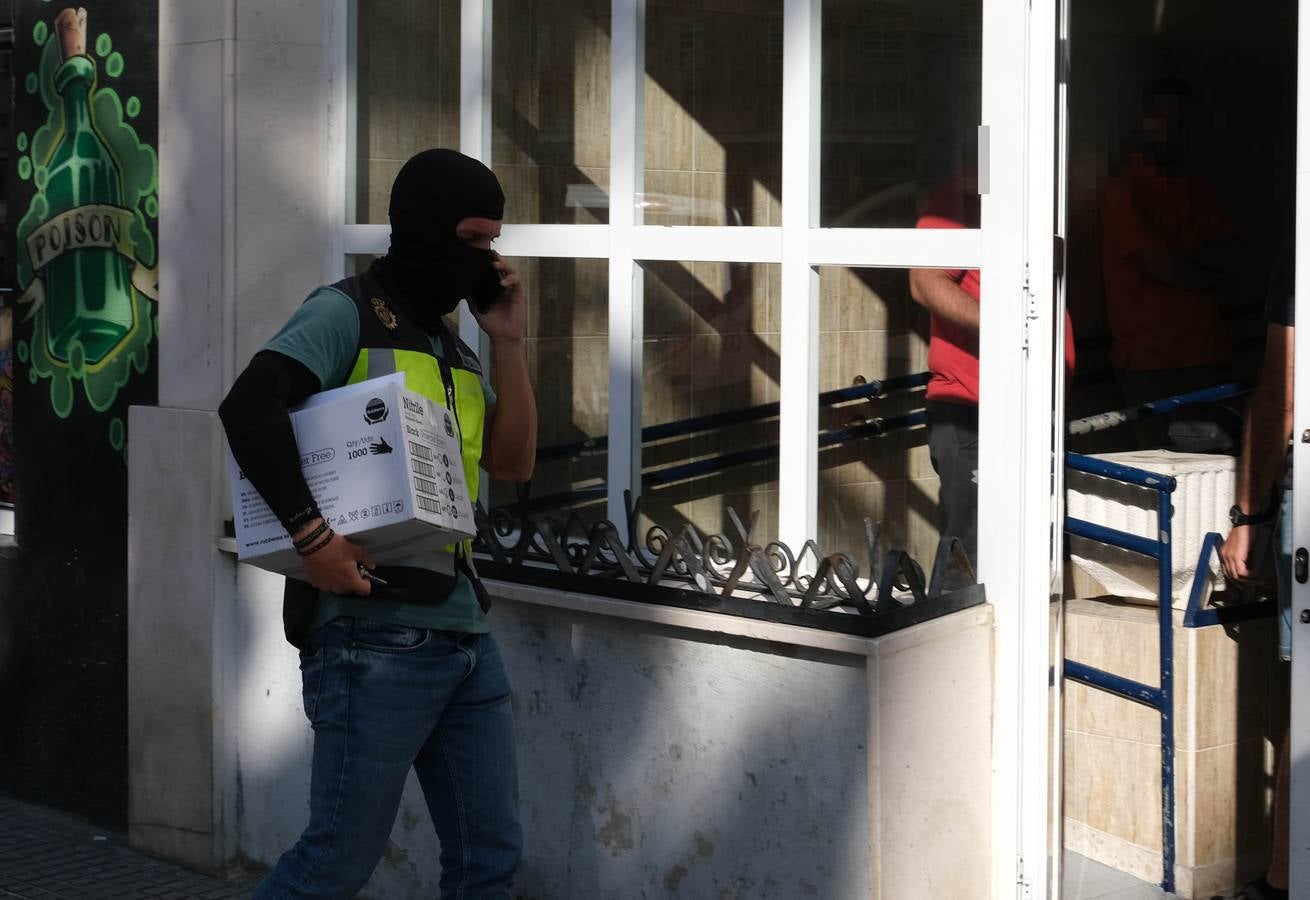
[220,150,536,899]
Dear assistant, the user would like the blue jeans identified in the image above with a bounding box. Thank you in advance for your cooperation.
[254,619,521,899]
[1277,489,1294,661]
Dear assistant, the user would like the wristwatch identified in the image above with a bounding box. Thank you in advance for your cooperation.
[1229,504,1273,527]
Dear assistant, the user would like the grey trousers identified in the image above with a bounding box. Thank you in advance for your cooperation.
[926,401,979,575]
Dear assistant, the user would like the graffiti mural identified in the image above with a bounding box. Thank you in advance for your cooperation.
[1,1,159,826]
[15,5,157,445]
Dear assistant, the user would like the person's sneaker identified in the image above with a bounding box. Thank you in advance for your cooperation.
[1224,876,1289,900]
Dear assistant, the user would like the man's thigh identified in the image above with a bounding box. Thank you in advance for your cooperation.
[414,633,521,894]
[257,620,475,898]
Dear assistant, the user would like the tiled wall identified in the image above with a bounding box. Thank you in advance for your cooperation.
[1063,598,1279,897]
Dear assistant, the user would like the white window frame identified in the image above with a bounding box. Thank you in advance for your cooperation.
[330,1,1058,896]
[1289,0,1310,892]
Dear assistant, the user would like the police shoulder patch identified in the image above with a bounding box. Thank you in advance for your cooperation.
[370,297,398,331]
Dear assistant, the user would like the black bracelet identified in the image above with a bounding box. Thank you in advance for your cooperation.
[298,528,335,558]
[293,519,330,550]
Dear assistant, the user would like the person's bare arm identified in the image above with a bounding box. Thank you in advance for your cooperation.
[909,268,979,332]
[476,254,537,482]
[1220,323,1294,582]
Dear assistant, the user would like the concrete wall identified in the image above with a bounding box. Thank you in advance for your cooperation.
[128,0,338,868]
[231,583,878,898]
[130,533,993,898]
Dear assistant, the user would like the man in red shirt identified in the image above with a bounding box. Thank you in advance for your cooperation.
[911,178,1075,578]
[1100,78,1238,446]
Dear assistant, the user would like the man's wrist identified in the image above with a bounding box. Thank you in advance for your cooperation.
[491,335,526,351]
[285,505,322,538]
[1229,503,1274,527]
[290,513,325,542]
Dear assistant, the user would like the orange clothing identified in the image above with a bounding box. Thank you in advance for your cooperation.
[1100,154,1233,371]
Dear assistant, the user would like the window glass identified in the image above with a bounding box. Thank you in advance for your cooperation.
[494,0,610,224]
[354,0,460,224]
[487,258,609,522]
[638,261,780,547]
[643,3,782,227]
[817,267,939,578]
[820,0,982,228]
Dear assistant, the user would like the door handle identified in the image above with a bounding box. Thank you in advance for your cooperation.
[1296,548,1308,584]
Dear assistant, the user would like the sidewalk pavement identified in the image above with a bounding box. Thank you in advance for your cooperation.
[0,793,255,899]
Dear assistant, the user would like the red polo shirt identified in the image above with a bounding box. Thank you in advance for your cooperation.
[916,214,1076,405]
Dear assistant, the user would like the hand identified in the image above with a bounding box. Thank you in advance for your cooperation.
[1219,525,1252,583]
[471,253,525,344]
[293,519,375,596]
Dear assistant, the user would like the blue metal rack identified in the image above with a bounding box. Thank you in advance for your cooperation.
[1062,452,1277,894]
[1064,452,1179,893]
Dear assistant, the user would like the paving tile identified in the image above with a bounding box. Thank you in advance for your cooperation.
[0,794,255,899]
[1064,851,1180,900]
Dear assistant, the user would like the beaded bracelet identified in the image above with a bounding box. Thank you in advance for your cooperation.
[297,528,336,558]
[292,519,331,551]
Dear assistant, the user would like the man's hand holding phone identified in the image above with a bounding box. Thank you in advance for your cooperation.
[471,252,525,344]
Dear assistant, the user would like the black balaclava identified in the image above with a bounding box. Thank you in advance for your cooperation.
[370,149,506,334]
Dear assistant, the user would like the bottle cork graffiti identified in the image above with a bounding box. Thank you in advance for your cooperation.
[14,5,158,449]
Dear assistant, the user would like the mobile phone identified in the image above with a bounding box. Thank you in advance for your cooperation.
[471,263,506,314]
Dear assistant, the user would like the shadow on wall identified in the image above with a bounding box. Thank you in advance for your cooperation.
[222,569,872,898]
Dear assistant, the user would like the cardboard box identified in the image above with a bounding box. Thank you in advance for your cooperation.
[227,375,475,576]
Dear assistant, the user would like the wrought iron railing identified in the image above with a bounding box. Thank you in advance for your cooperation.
[473,491,985,639]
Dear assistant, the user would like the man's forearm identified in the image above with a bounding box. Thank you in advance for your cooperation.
[1237,324,1295,516]
[909,270,979,332]
[1238,388,1293,516]
[485,337,537,482]
[219,351,322,534]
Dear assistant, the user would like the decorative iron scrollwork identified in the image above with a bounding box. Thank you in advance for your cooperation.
[475,491,980,620]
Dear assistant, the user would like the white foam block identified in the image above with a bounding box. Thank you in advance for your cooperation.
[1065,450,1235,609]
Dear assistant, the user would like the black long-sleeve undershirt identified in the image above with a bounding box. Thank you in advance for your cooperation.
[219,350,323,534]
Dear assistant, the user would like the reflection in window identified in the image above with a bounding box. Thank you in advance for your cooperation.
[354,0,460,224]
[493,0,610,225]
[644,3,782,227]
[821,0,982,228]
[488,258,609,523]
[638,261,780,546]
[817,267,934,572]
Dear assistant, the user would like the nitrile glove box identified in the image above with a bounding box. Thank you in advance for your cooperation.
[227,375,476,576]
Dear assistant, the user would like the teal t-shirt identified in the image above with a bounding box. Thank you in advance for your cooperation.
[264,287,496,634]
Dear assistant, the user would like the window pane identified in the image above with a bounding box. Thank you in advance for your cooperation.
[638,261,780,548]
[643,4,782,227]
[494,1,610,224]
[354,0,460,224]
[488,258,609,521]
[820,0,982,228]
[817,266,974,590]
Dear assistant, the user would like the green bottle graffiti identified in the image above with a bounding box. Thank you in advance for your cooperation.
[41,10,134,366]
